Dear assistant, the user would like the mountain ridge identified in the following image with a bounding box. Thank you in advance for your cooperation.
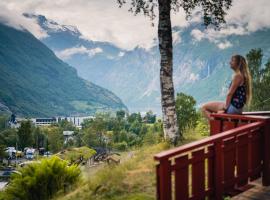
[26,14,270,114]
[0,23,128,117]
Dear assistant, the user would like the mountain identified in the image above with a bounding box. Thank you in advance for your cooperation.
[0,23,127,117]
[26,14,270,115]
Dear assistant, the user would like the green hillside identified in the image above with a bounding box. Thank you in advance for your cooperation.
[0,23,127,117]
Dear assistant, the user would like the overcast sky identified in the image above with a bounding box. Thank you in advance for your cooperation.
[0,0,270,50]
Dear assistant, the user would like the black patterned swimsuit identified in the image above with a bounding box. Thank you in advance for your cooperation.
[229,81,247,109]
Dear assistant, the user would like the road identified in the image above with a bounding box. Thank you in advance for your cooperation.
[2,158,28,166]
[0,182,8,190]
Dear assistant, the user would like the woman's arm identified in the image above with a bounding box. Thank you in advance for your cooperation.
[224,74,243,110]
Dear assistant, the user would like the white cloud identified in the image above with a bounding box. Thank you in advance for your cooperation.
[191,29,204,41]
[226,0,270,32]
[190,0,270,47]
[172,30,181,44]
[55,46,103,60]
[217,41,232,50]
[0,0,196,50]
[0,5,47,39]
[189,73,199,81]
[0,0,270,50]
[118,51,125,57]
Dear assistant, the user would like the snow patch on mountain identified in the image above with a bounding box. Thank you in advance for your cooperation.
[56,46,103,60]
[24,13,81,36]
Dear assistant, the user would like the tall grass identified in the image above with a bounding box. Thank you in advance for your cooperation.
[55,142,170,200]
[55,126,208,200]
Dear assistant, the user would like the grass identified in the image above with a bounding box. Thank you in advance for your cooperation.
[54,142,169,200]
[54,129,207,200]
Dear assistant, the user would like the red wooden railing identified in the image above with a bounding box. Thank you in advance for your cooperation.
[154,112,270,200]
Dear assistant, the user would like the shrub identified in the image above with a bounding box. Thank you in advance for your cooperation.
[57,146,96,164]
[1,156,81,200]
[175,92,198,136]
[113,141,128,151]
[195,118,209,136]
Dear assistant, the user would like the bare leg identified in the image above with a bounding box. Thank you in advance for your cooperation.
[201,101,225,121]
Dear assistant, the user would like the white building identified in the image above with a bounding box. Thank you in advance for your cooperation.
[31,118,57,126]
[9,115,95,128]
[57,116,95,129]
[63,131,75,144]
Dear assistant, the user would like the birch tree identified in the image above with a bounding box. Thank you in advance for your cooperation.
[117,0,232,143]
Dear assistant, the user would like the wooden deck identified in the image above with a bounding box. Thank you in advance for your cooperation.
[232,179,270,200]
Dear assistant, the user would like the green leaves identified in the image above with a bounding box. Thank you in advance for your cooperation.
[2,156,81,200]
[175,92,198,136]
[18,120,33,150]
[117,0,232,28]
[246,48,270,111]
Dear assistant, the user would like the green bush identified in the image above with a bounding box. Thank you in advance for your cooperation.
[1,156,81,200]
[113,141,128,151]
[195,117,209,137]
[57,146,96,164]
[175,92,198,136]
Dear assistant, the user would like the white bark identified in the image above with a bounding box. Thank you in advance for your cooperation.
[158,0,179,142]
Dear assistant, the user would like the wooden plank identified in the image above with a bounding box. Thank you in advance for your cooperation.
[207,145,215,199]
[236,133,249,187]
[211,113,270,121]
[210,120,222,135]
[250,129,263,181]
[223,137,236,192]
[175,155,189,200]
[263,122,270,186]
[191,149,205,199]
[222,120,237,132]
[214,140,223,200]
[156,164,160,199]
[236,121,249,128]
[157,159,172,200]
[231,179,270,200]
[154,122,264,161]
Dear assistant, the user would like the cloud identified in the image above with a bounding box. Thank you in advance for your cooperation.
[172,30,182,44]
[0,0,192,50]
[55,46,103,60]
[190,0,270,47]
[191,29,204,41]
[0,4,47,39]
[189,73,199,81]
[217,41,232,49]
[226,0,270,32]
[0,0,270,50]
[191,28,234,49]
[118,51,125,57]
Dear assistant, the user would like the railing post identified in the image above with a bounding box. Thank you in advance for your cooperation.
[214,140,223,200]
[210,119,222,135]
[263,120,270,186]
[157,158,172,200]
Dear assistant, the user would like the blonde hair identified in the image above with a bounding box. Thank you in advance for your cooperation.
[232,55,252,106]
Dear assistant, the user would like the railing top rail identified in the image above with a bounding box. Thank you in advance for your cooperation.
[243,111,270,116]
[211,113,270,121]
[154,121,265,161]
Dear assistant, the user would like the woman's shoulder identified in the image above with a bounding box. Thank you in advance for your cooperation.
[232,73,244,82]
[231,73,244,86]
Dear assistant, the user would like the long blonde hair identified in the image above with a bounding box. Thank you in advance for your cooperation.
[232,55,252,106]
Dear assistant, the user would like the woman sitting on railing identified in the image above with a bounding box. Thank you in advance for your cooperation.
[201,55,252,120]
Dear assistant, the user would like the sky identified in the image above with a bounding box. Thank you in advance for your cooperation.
[0,0,270,50]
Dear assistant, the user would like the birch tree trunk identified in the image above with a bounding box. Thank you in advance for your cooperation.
[158,0,179,142]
